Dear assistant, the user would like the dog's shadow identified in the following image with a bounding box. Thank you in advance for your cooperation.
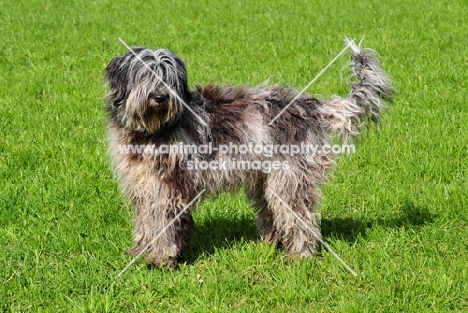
[183,214,259,265]
[321,200,435,241]
[182,199,435,265]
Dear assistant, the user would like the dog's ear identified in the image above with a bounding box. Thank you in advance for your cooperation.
[104,53,130,110]
[174,55,190,98]
[104,47,146,110]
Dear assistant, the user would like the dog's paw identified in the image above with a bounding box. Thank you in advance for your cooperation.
[126,244,145,256]
[285,239,322,259]
[145,254,178,270]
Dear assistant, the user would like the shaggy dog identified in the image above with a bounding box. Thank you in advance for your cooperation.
[104,39,393,268]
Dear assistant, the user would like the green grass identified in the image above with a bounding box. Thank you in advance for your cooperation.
[1,0,467,311]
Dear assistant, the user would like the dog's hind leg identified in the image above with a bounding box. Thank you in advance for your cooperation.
[245,181,281,246]
[257,206,282,246]
[245,175,282,246]
[265,171,322,257]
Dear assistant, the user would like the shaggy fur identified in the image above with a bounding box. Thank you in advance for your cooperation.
[104,39,393,268]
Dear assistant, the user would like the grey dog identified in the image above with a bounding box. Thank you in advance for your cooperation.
[104,39,393,268]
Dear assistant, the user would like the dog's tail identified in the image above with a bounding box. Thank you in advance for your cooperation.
[318,38,394,141]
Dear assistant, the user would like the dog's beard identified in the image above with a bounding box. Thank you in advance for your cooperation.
[120,85,183,134]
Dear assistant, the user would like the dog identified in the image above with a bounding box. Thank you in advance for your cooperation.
[104,39,393,268]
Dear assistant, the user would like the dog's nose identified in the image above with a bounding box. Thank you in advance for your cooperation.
[153,95,168,104]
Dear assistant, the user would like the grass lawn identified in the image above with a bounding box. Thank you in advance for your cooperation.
[1,0,467,311]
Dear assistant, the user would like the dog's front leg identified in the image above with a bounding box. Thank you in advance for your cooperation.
[128,193,195,269]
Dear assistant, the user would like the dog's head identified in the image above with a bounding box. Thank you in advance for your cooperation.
[104,47,190,133]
